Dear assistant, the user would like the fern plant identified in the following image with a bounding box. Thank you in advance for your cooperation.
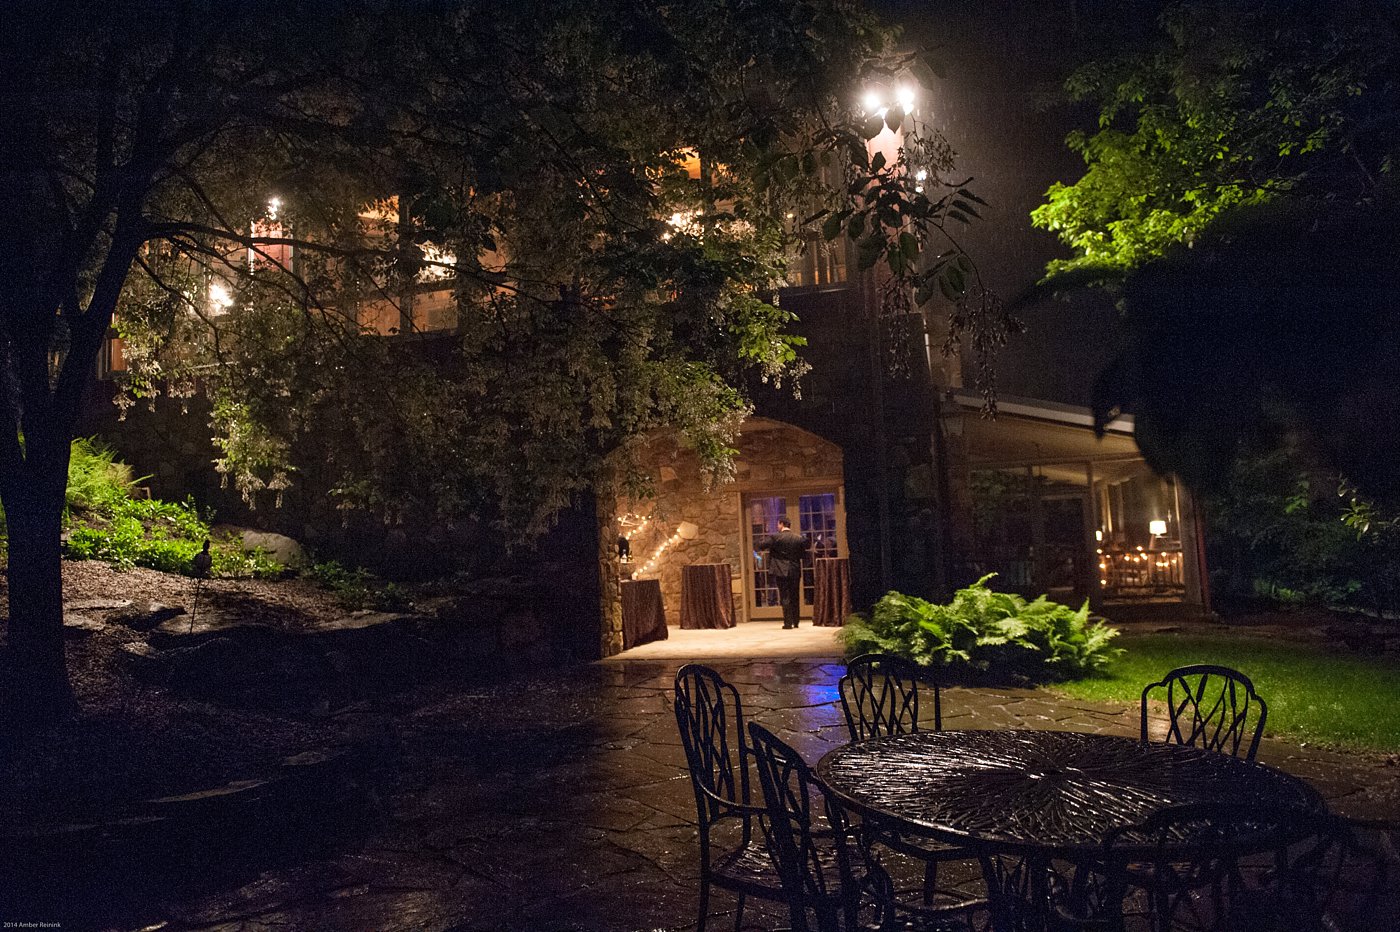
[58,437,281,578]
[842,574,1121,683]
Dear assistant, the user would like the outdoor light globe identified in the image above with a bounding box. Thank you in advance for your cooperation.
[208,282,234,309]
[1149,519,1168,537]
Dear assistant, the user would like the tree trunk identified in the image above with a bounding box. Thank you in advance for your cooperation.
[2,455,77,731]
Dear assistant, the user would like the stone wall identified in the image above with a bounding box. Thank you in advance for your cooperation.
[616,419,844,628]
[78,384,605,664]
[746,287,954,608]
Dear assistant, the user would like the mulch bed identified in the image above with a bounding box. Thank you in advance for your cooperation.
[0,560,352,827]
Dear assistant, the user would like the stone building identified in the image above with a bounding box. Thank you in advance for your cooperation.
[86,6,1214,661]
[602,269,1210,651]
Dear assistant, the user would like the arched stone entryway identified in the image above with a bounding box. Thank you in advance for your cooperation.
[613,417,846,633]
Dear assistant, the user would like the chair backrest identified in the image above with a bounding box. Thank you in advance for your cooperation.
[674,664,751,829]
[1102,802,1358,932]
[837,652,940,742]
[1275,813,1390,931]
[1140,664,1268,760]
[747,722,840,910]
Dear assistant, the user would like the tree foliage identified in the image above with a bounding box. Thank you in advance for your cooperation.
[1028,1,1400,557]
[0,0,382,717]
[2,0,1005,716]
[1032,0,1398,287]
[1199,446,1400,612]
[116,0,1009,536]
[1095,199,1400,510]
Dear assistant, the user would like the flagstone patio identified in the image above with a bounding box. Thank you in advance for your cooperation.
[135,622,1399,932]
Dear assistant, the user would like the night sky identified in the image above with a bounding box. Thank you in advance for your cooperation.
[879,0,1150,405]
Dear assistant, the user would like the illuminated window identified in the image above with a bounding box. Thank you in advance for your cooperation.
[786,233,848,287]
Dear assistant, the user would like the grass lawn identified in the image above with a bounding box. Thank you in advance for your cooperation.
[1055,630,1400,753]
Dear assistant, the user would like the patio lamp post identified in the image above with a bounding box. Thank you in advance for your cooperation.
[858,83,917,593]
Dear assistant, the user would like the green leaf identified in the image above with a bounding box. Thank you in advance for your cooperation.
[952,199,981,218]
[822,211,846,241]
[888,245,906,276]
[861,114,886,139]
[870,151,887,173]
[899,231,918,260]
[947,264,967,292]
[856,235,882,271]
[884,105,905,132]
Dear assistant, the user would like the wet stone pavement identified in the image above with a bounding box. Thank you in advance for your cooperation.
[151,655,1400,932]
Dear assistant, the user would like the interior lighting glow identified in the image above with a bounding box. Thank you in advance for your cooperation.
[208,282,234,310]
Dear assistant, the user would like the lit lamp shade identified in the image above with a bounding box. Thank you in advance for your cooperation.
[1149,519,1168,537]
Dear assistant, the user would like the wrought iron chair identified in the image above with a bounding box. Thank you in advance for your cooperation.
[1055,803,1389,932]
[674,663,785,932]
[838,655,984,920]
[747,721,971,931]
[1217,808,1390,932]
[746,721,850,932]
[838,653,941,741]
[1140,664,1268,760]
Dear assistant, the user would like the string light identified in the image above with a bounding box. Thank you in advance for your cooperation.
[615,513,650,541]
[634,524,686,578]
[1098,550,1183,590]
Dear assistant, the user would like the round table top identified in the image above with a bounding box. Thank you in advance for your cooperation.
[816,730,1321,857]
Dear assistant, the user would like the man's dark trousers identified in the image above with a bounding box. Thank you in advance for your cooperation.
[776,572,800,628]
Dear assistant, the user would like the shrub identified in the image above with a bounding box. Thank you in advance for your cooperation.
[58,437,281,579]
[66,437,140,514]
[305,559,410,611]
[842,574,1121,683]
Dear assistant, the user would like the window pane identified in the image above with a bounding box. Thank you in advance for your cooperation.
[798,493,837,605]
[749,497,785,608]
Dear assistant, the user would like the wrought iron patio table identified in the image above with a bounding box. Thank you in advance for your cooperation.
[816,729,1323,930]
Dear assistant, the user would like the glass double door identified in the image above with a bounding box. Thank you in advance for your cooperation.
[744,490,843,621]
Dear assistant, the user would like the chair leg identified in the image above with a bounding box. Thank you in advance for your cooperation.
[697,877,710,932]
[924,859,938,906]
[733,892,745,932]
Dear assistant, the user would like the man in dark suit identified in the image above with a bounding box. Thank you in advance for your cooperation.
[763,517,809,629]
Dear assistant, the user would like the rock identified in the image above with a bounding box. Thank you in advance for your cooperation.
[163,636,248,683]
[145,778,271,812]
[65,598,134,612]
[63,613,105,636]
[110,600,186,631]
[213,525,306,567]
[118,641,166,678]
